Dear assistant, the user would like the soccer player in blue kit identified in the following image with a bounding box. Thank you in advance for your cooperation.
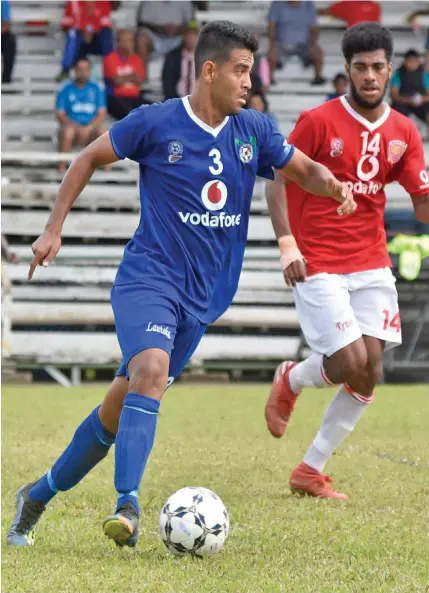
[8,21,356,548]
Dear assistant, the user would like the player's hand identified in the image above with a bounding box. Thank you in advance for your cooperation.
[284,259,307,287]
[28,229,62,280]
[327,178,357,216]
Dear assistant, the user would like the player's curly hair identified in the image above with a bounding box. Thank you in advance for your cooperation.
[342,22,393,63]
[195,20,258,76]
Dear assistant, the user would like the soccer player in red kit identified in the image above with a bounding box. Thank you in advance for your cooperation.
[265,22,429,499]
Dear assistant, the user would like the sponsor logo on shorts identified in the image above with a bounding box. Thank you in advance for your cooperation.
[388,140,407,164]
[330,137,344,157]
[336,319,355,332]
[146,322,171,339]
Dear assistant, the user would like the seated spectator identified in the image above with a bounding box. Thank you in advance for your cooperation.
[104,29,146,120]
[318,2,381,28]
[391,49,429,137]
[326,72,348,101]
[162,21,198,100]
[57,0,115,82]
[252,33,271,94]
[1,0,16,84]
[136,1,193,74]
[56,58,107,172]
[407,7,429,71]
[247,90,279,128]
[268,0,325,86]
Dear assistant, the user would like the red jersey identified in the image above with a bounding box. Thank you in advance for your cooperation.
[62,1,112,32]
[286,96,428,276]
[327,1,381,27]
[103,52,145,98]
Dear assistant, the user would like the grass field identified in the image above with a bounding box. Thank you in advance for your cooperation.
[2,383,429,593]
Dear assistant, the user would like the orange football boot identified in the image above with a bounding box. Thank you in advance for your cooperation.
[290,462,348,500]
[265,361,300,438]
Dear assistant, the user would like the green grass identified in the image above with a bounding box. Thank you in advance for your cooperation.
[2,383,429,593]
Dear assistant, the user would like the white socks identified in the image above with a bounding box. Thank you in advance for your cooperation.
[289,353,334,394]
[303,385,372,473]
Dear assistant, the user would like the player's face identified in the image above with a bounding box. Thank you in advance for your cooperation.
[213,48,253,115]
[346,49,392,109]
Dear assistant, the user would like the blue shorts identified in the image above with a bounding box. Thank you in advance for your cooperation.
[111,283,206,385]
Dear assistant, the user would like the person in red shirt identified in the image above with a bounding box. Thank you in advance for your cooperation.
[318,1,381,28]
[265,23,429,500]
[103,29,146,120]
[57,0,116,81]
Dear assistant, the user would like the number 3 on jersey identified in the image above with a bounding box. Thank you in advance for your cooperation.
[209,148,223,175]
[357,131,380,182]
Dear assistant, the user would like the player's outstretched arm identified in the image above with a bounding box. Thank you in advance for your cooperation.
[28,132,120,280]
[278,147,357,216]
[265,173,306,287]
[411,194,429,223]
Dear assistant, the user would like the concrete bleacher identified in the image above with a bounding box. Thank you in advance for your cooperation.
[2,0,429,382]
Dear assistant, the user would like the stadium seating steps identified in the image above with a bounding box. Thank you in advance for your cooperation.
[2,1,428,382]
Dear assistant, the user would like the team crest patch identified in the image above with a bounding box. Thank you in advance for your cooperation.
[330,137,344,157]
[388,140,407,164]
[168,140,183,163]
[239,143,253,163]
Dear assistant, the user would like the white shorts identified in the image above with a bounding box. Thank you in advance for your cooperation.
[293,268,402,357]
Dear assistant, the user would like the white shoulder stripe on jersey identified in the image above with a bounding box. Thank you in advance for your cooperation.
[339,95,390,132]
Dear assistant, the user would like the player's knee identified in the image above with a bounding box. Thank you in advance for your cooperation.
[338,345,368,381]
[365,357,384,386]
[128,351,169,396]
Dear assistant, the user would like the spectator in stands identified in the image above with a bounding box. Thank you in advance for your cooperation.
[247,90,279,128]
[57,0,116,82]
[268,1,325,86]
[326,72,348,101]
[318,2,381,28]
[253,33,271,94]
[407,7,429,71]
[1,0,16,84]
[162,20,198,100]
[391,49,429,137]
[56,58,107,173]
[136,1,194,75]
[104,29,146,120]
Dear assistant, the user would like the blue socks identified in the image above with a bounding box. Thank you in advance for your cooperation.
[114,392,160,515]
[29,406,115,504]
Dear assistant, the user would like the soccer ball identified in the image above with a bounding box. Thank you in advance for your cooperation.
[159,486,229,557]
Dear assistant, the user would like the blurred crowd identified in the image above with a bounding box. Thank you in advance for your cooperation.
[3,0,429,158]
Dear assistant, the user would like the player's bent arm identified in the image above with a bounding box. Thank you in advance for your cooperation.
[265,172,306,285]
[28,133,120,279]
[412,194,429,223]
[45,132,120,233]
[278,147,357,215]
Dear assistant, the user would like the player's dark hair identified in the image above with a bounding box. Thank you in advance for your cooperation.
[74,57,91,68]
[194,20,258,76]
[333,72,346,84]
[342,22,393,63]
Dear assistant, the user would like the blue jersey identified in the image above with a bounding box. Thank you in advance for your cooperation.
[109,97,294,324]
[56,80,106,126]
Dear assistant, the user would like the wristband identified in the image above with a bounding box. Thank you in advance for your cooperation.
[278,235,304,271]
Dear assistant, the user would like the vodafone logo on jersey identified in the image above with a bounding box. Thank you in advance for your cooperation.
[178,179,242,228]
[201,180,228,211]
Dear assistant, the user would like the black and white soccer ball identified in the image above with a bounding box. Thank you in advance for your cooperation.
[159,486,229,557]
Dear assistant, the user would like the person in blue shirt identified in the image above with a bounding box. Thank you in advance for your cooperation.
[56,57,107,173]
[7,20,356,549]
[326,72,348,101]
[1,0,16,84]
[391,49,429,138]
